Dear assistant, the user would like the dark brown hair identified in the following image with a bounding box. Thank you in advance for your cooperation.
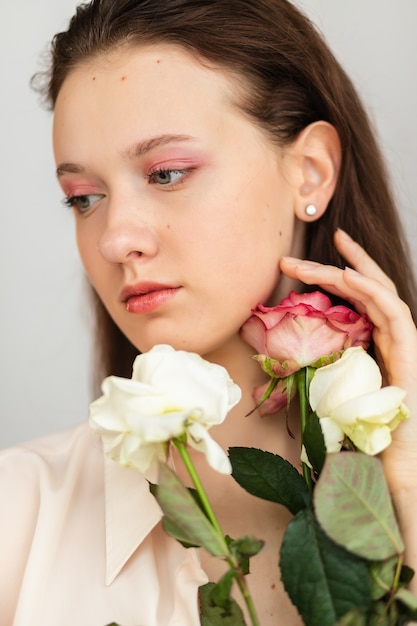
[38,0,416,385]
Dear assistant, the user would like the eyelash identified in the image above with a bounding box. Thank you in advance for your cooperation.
[147,167,193,188]
[62,194,103,214]
[62,167,193,212]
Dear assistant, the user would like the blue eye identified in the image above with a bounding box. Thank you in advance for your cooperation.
[63,194,104,213]
[148,168,190,186]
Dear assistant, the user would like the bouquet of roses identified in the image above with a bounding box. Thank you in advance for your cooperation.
[90,291,417,626]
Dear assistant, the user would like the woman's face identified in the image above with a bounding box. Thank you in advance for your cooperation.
[53,45,300,359]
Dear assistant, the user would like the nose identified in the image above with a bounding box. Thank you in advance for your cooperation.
[98,199,159,264]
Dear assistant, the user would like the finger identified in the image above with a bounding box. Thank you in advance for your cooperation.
[279,259,414,360]
[334,228,397,294]
[280,257,409,330]
[280,257,417,405]
[279,257,367,310]
[341,269,417,366]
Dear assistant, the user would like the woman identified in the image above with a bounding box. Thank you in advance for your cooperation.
[2,0,417,624]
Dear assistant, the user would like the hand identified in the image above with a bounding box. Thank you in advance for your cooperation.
[280,228,417,495]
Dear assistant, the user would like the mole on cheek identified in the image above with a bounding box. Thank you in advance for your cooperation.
[120,75,127,81]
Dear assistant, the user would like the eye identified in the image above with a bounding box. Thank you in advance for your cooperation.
[62,193,104,214]
[147,168,191,187]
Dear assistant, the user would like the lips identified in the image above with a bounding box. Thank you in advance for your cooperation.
[121,282,181,314]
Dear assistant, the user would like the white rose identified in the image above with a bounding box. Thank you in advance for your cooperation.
[309,346,409,455]
[89,345,241,474]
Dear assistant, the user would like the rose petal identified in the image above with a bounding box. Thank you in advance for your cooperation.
[252,380,293,416]
[319,417,344,453]
[133,345,241,424]
[344,423,393,456]
[187,422,232,474]
[279,291,332,311]
[89,344,241,474]
[309,347,382,416]
[331,387,407,426]
[241,293,372,369]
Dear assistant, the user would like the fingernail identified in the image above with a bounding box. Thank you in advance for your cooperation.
[336,228,353,241]
[282,257,318,270]
[297,261,320,270]
[281,256,301,265]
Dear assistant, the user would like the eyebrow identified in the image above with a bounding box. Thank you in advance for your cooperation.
[122,134,194,159]
[56,134,195,178]
[56,162,85,177]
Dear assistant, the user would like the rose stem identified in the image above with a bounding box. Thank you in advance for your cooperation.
[297,368,314,492]
[173,438,260,626]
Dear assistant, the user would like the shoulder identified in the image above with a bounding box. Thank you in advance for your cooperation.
[0,422,100,464]
[0,424,106,622]
[0,420,100,460]
[0,423,103,505]
[0,422,105,562]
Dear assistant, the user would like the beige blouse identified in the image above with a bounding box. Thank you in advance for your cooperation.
[0,423,207,626]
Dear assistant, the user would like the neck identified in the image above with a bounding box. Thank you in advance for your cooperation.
[202,333,290,451]
[204,333,267,391]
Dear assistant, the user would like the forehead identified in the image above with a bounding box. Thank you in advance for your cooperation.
[54,44,236,135]
[53,43,276,160]
[55,44,238,114]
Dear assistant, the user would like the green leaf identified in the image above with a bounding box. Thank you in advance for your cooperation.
[229,535,264,559]
[335,609,367,626]
[369,556,398,600]
[368,598,407,626]
[303,411,326,476]
[394,587,417,617]
[156,464,229,557]
[226,535,264,574]
[367,602,393,626]
[152,479,212,521]
[153,478,213,548]
[161,516,201,549]
[314,453,404,559]
[199,582,247,625]
[399,564,415,586]
[209,570,236,611]
[229,447,311,514]
[280,508,372,626]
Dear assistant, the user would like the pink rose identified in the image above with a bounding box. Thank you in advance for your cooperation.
[252,379,295,417]
[241,291,372,379]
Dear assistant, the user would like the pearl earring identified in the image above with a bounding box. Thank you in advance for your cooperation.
[305,204,318,217]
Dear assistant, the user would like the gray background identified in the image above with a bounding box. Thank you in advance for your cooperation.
[1,0,416,447]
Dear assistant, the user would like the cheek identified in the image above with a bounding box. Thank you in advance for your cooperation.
[75,225,101,284]
[233,214,294,303]
[236,204,294,263]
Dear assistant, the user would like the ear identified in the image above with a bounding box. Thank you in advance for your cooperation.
[287,121,341,222]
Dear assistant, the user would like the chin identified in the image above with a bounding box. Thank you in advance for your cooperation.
[130,332,202,355]
[123,317,237,359]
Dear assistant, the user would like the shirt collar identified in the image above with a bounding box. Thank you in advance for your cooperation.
[104,455,163,585]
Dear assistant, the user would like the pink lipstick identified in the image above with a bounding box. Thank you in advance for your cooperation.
[121,282,180,314]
